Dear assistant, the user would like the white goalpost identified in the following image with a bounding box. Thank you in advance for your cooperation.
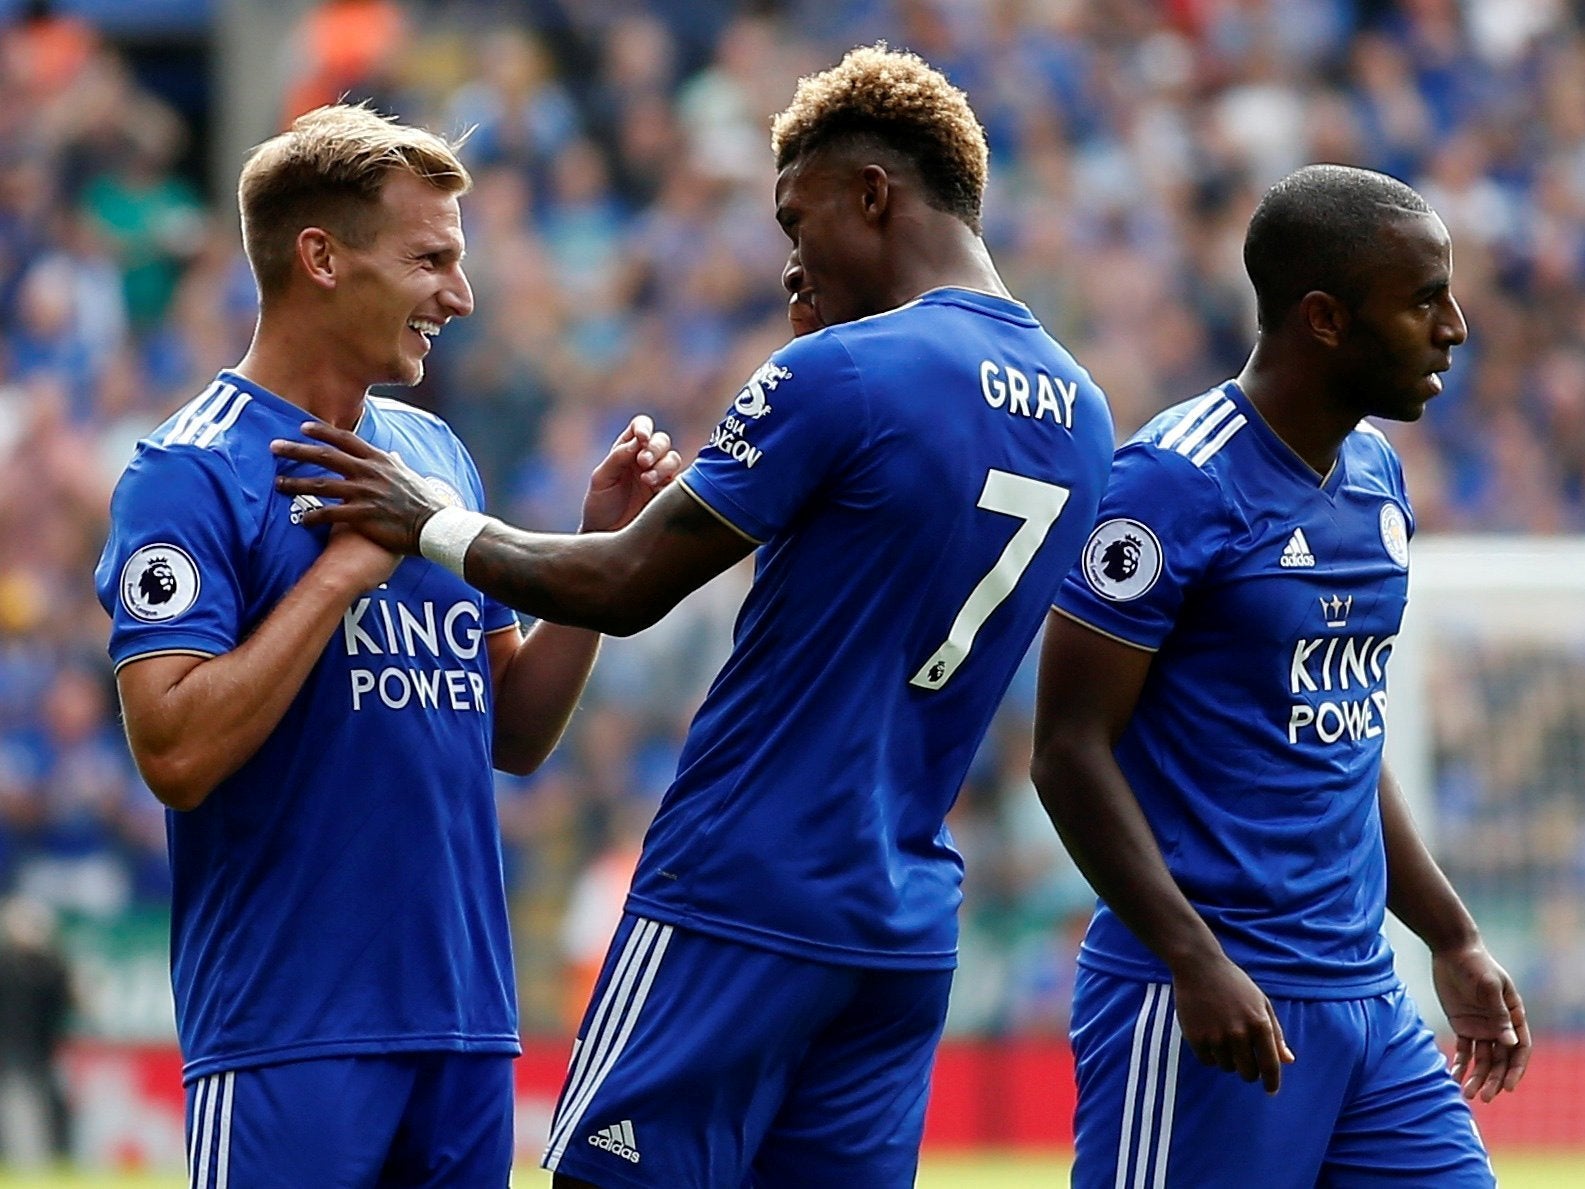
[1386,534,1585,1031]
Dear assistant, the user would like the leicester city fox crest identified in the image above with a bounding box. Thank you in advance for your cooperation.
[1379,502,1409,567]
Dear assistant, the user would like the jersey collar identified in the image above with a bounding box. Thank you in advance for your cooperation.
[1224,379,1348,495]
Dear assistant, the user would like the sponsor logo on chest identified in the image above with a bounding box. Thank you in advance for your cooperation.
[1279,527,1315,568]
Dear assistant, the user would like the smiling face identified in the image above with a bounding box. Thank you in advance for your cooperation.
[329,170,474,388]
[787,286,823,336]
[775,149,891,332]
[1335,211,1467,422]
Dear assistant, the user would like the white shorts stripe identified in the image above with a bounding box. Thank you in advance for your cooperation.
[214,1071,235,1189]
[1156,392,1224,451]
[1113,984,1161,1189]
[544,918,673,1170]
[1115,984,1181,1189]
[194,1073,219,1189]
[546,918,660,1158]
[1131,986,1172,1187]
[187,1076,208,1188]
[1151,1017,1183,1189]
[546,921,674,1169]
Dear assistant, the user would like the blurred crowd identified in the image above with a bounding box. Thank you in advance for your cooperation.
[1,0,1584,1039]
[1431,636,1585,1033]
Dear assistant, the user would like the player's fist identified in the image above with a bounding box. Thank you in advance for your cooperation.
[580,414,683,533]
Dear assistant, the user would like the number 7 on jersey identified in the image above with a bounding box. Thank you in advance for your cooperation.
[910,470,1072,691]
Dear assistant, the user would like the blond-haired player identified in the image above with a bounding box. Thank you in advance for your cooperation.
[97,104,678,1186]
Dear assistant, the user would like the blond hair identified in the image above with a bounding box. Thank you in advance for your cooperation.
[239,103,471,298]
[770,44,989,232]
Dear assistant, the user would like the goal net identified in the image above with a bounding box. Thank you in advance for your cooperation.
[1387,535,1585,1142]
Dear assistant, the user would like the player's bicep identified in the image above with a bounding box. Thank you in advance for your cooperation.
[504,482,758,635]
[98,448,249,665]
[622,481,758,598]
[484,624,525,699]
[115,652,209,767]
[1035,609,1155,747]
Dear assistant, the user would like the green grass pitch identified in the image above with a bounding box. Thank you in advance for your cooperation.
[2,1149,1582,1186]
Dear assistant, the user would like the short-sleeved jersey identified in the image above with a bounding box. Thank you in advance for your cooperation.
[1055,379,1411,998]
[628,288,1115,969]
[94,372,522,1081]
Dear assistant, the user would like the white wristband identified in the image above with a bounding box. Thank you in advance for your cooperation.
[418,506,492,577]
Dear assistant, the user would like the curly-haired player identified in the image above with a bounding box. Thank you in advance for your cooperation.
[274,47,1116,1186]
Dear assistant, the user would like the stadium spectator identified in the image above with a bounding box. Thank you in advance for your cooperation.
[0,894,73,1169]
[280,0,410,125]
[78,125,204,333]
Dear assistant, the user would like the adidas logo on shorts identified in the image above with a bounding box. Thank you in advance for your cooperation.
[589,1119,641,1164]
[1279,527,1316,568]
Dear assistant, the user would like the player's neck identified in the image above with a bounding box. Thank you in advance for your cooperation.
[1236,344,1355,478]
[235,324,368,430]
[896,221,1011,306]
[948,233,1013,299]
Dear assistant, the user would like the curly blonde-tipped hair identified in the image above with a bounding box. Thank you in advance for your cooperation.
[239,103,471,299]
[770,44,989,233]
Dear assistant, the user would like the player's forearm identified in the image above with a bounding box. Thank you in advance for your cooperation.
[460,524,676,637]
[123,559,371,810]
[1032,735,1224,972]
[491,620,601,774]
[1380,766,1482,955]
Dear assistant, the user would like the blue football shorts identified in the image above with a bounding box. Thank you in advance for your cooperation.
[541,913,954,1188]
[1070,966,1494,1188]
[183,1052,514,1188]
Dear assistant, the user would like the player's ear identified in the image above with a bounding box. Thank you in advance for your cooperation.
[297,227,338,291]
[859,163,890,223]
[1299,290,1348,349]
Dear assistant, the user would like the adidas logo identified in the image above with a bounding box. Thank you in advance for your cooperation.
[289,493,323,526]
[1279,528,1315,568]
[588,1120,641,1164]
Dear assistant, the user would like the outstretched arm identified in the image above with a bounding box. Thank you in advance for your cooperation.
[487,416,694,774]
[272,420,755,636]
[1031,610,1295,1093]
[1379,765,1530,1100]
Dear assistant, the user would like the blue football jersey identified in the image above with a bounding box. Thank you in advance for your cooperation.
[94,372,522,1081]
[628,288,1114,968]
[1055,380,1410,998]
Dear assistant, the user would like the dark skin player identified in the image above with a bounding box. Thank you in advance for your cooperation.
[272,113,1034,1189]
[267,136,1013,638]
[1031,201,1529,1100]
